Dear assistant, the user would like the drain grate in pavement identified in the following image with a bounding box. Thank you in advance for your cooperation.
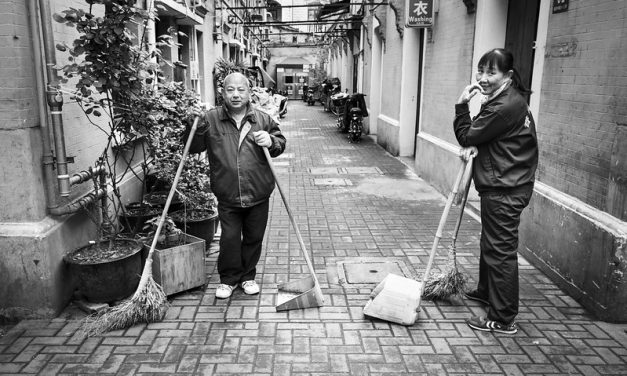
[325,146,355,150]
[313,178,352,186]
[341,167,383,174]
[309,167,340,174]
[336,259,413,286]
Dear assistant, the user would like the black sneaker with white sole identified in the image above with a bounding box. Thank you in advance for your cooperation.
[464,289,490,306]
[466,316,518,335]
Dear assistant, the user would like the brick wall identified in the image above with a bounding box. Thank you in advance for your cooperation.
[420,1,475,145]
[51,1,127,200]
[539,0,627,217]
[0,1,38,131]
[379,6,403,119]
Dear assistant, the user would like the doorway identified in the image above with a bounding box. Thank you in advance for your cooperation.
[505,0,541,101]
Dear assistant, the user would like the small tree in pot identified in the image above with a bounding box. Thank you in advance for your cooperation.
[147,82,219,244]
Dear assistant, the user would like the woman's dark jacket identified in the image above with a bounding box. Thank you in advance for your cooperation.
[187,105,286,208]
[453,85,538,193]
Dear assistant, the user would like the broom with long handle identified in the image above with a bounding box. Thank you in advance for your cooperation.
[82,117,200,336]
[422,149,476,301]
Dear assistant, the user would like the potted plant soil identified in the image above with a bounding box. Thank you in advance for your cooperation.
[64,238,143,303]
[118,202,162,235]
[170,206,219,245]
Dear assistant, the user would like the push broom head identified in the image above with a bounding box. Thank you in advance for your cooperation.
[80,276,168,337]
[422,266,467,301]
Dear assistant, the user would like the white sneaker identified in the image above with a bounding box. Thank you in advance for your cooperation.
[241,280,260,295]
[215,284,236,299]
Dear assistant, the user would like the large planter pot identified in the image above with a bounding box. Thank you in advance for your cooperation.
[64,239,143,303]
[118,202,161,234]
[145,234,206,296]
[171,209,219,245]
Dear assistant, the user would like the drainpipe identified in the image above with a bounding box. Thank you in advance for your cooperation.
[27,0,59,209]
[38,0,71,197]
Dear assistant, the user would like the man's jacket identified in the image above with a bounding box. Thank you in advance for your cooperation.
[188,105,286,207]
[453,85,538,193]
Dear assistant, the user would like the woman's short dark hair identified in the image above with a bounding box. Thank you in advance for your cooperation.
[478,48,531,94]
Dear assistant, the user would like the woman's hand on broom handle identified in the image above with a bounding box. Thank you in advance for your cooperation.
[459,146,478,162]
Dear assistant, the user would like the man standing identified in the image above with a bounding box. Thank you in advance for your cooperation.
[188,72,286,299]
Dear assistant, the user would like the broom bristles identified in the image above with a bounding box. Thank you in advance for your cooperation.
[422,268,467,301]
[80,276,169,337]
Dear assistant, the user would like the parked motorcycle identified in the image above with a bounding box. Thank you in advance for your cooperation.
[306,88,316,106]
[274,94,288,118]
[346,93,368,142]
[330,92,350,132]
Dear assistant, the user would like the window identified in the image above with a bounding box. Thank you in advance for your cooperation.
[284,75,294,84]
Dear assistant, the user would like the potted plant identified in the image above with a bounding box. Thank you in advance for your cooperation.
[140,216,207,296]
[141,216,184,248]
[53,1,180,304]
[147,82,219,245]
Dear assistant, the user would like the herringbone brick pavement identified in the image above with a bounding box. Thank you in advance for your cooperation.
[1,101,626,375]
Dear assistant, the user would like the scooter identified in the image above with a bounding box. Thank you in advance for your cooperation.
[274,94,288,118]
[306,88,316,106]
[346,93,368,142]
[330,91,350,132]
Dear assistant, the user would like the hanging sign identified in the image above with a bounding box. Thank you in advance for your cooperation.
[406,0,434,28]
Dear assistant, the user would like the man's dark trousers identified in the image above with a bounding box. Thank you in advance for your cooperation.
[217,199,269,285]
[477,184,533,325]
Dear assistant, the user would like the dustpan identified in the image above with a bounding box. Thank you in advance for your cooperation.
[363,156,471,325]
[262,147,324,311]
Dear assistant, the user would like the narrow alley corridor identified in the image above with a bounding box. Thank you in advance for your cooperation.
[1,101,626,375]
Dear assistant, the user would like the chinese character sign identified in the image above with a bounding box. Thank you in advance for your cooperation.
[406,0,434,28]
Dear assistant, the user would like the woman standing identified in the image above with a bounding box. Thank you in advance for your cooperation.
[454,48,539,334]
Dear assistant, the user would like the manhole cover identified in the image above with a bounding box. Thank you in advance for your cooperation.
[313,178,352,186]
[340,261,405,284]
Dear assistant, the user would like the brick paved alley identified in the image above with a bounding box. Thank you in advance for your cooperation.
[1,101,626,375]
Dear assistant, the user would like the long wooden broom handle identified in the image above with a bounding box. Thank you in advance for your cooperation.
[145,117,199,262]
[420,158,469,287]
[263,147,320,284]
[451,155,475,244]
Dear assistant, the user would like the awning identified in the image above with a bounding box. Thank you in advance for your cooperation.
[259,66,275,85]
[155,0,203,25]
[317,0,350,20]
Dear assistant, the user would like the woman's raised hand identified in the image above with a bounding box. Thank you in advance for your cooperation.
[457,83,483,104]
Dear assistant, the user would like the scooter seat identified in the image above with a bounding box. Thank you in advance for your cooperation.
[349,107,362,115]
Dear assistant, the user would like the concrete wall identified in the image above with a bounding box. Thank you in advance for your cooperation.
[376,5,404,155]
[538,0,627,220]
[517,0,627,322]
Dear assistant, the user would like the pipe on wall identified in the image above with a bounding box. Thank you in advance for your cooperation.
[27,0,59,210]
[37,0,71,197]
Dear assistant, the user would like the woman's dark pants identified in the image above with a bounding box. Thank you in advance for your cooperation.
[477,184,533,325]
[217,200,269,285]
